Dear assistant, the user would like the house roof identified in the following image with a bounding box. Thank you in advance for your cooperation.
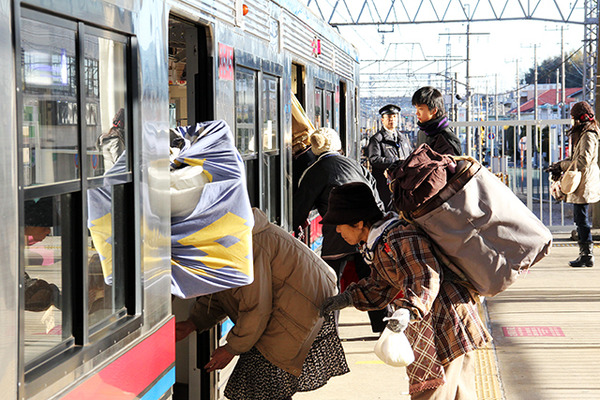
[514,87,581,113]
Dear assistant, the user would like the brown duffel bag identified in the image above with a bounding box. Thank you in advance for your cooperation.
[403,156,552,297]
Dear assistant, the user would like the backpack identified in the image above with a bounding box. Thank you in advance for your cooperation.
[389,145,552,296]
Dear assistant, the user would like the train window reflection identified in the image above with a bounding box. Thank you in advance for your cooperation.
[325,90,333,129]
[235,68,257,156]
[21,18,78,186]
[20,12,134,368]
[261,74,280,223]
[85,34,128,177]
[262,75,278,152]
[87,183,127,329]
[23,195,72,364]
[314,88,323,128]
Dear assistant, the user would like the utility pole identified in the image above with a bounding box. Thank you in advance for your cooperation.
[439,22,489,157]
[561,26,566,120]
[516,59,521,186]
[534,44,538,121]
[466,22,472,156]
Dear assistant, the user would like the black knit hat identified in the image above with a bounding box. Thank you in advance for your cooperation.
[571,101,595,122]
[321,182,383,225]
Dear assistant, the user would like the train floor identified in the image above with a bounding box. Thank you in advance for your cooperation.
[295,232,600,400]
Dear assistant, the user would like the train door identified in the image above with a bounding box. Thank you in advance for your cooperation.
[168,15,215,400]
[339,81,347,153]
[291,63,311,192]
[292,62,305,107]
[168,17,213,128]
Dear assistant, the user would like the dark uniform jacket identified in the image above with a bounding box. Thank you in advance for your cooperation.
[366,127,413,208]
[293,152,383,259]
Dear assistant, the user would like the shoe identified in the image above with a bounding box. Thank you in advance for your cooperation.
[569,242,594,268]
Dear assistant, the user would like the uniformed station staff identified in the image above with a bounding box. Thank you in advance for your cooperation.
[366,104,414,209]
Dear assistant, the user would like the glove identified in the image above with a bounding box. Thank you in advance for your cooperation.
[383,308,411,333]
[545,163,562,181]
[320,291,353,317]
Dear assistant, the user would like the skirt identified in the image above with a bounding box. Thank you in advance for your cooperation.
[224,313,349,400]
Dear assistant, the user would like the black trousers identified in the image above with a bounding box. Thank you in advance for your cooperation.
[326,255,388,333]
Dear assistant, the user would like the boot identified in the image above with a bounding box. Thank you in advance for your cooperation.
[569,242,594,268]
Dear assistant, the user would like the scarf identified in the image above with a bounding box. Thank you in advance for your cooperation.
[417,115,449,136]
[360,213,399,265]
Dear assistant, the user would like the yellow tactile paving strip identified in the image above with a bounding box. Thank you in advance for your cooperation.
[474,301,503,400]
[474,344,503,400]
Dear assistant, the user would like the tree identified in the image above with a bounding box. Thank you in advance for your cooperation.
[523,49,584,88]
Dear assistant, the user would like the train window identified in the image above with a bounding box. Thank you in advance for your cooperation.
[19,9,136,377]
[315,88,323,128]
[21,18,79,186]
[83,29,131,331]
[235,67,259,207]
[325,90,333,129]
[262,75,278,152]
[23,194,73,364]
[235,68,257,157]
[261,74,281,223]
[84,33,129,178]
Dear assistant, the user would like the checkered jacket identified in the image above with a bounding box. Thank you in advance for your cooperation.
[345,221,492,394]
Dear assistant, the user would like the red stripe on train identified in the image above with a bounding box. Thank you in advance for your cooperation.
[62,318,175,399]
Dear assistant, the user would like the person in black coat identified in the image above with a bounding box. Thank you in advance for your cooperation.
[366,104,414,210]
[412,86,462,156]
[293,127,388,332]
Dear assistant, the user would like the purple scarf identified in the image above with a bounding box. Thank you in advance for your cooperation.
[418,115,449,136]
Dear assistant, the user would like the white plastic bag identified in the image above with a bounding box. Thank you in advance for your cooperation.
[374,327,415,367]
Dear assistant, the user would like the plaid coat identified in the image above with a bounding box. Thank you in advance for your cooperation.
[345,220,491,394]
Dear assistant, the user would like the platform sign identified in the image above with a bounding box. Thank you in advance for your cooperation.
[502,326,565,337]
[218,43,234,81]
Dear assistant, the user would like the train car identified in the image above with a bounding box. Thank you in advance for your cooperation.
[1,0,359,399]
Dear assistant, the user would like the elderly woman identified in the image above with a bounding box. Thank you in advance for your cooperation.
[176,208,348,400]
[293,127,386,332]
[548,101,600,267]
[320,182,491,399]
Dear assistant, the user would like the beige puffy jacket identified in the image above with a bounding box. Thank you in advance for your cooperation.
[560,129,600,204]
[188,208,338,376]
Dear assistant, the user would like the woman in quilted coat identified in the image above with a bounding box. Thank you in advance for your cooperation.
[549,101,600,267]
[175,208,349,400]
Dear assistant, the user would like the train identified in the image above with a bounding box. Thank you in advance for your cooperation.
[0,0,360,399]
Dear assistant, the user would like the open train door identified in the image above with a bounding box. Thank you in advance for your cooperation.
[168,15,216,400]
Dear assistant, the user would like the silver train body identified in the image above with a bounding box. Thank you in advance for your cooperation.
[0,0,359,398]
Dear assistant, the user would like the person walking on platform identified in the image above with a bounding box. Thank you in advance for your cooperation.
[293,127,388,332]
[319,182,491,399]
[367,104,413,209]
[547,101,600,268]
[413,86,462,156]
[176,208,349,400]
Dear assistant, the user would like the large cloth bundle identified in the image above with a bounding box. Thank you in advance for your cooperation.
[390,145,552,296]
[170,120,254,298]
[291,92,315,155]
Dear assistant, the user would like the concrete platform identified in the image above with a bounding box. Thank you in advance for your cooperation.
[485,233,600,400]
